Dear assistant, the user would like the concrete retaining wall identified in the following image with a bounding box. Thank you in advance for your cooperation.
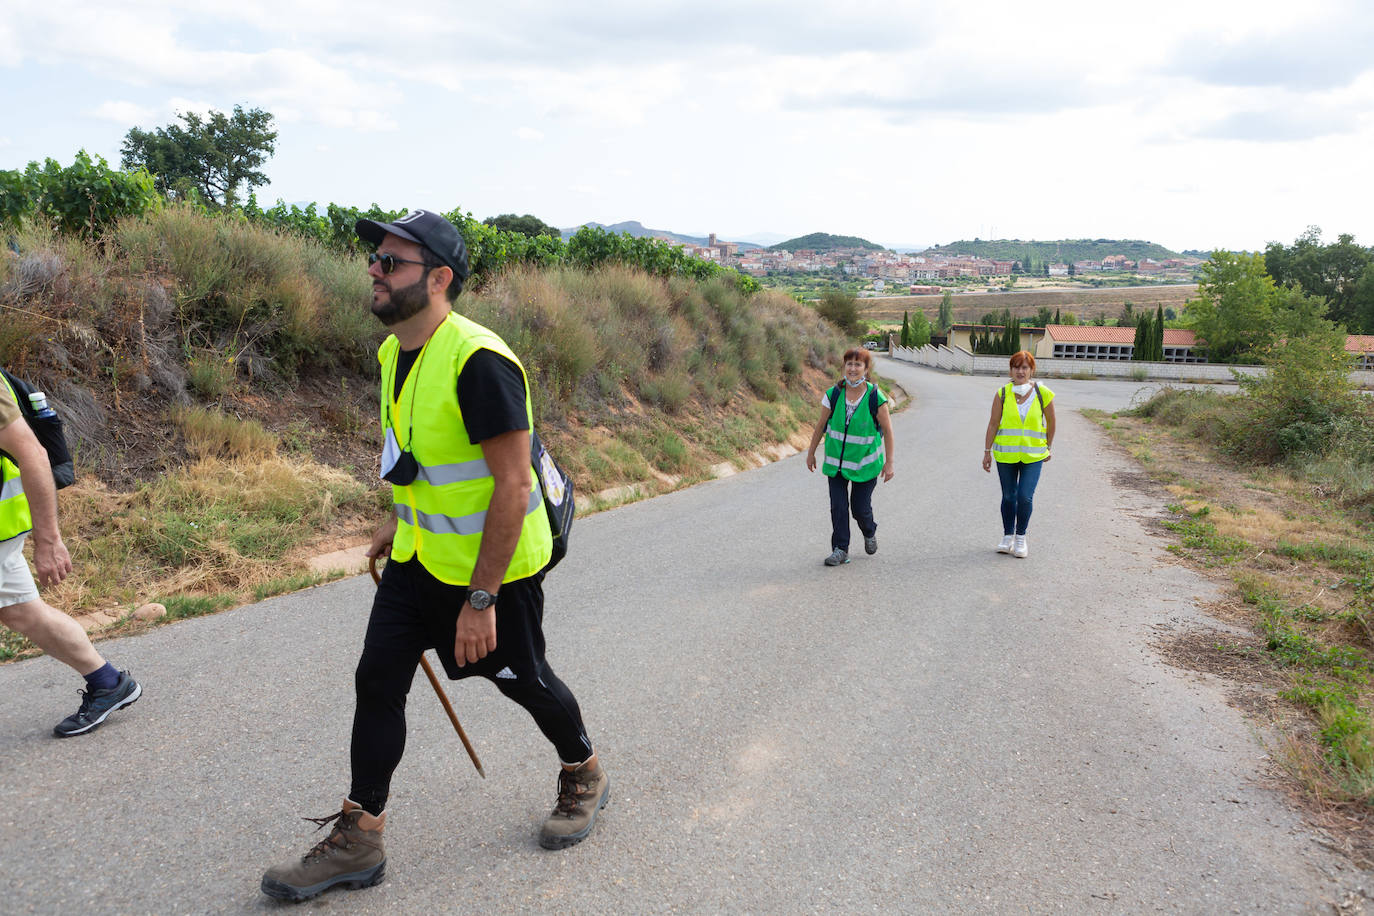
[889,345,1374,387]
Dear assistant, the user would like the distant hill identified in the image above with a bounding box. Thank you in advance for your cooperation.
[921,238,1181,262]
[770,232,886,253]
[559,220,763,251]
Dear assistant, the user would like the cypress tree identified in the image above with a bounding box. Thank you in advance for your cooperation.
[900,311,911,348]
[1154,304,1165,361]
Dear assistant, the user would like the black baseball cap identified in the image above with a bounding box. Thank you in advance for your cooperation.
[356,209,470,282]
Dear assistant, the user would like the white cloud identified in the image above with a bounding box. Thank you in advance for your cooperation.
[8,0,1374,250]
[89,101,156,124]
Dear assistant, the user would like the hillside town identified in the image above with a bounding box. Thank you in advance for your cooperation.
[668,234,1204,289]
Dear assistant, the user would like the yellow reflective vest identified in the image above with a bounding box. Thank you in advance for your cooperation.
[993,382,1054,464]
[0,373,33,542]
[379,312,552,585]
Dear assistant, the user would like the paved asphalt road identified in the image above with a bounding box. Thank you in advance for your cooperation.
[0,360,1364,914]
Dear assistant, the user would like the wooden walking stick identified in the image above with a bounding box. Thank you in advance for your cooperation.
[370,555,485,778]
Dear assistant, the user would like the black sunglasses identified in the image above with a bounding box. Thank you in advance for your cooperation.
[368,252,430,274]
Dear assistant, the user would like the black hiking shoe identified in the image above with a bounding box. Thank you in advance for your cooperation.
[53,670,141,737]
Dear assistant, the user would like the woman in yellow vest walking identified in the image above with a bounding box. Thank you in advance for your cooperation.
[806,347,895,566]
[981,351,1056,558]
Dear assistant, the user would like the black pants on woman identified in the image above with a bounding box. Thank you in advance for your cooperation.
[348,557,592,816]
[828,473,877,553]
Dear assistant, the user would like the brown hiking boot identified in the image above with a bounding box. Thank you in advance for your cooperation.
[539,754,610,849]
[261,800,386,902]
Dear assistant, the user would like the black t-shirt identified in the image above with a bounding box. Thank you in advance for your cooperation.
[393,346,529,445]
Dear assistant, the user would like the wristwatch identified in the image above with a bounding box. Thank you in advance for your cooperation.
[467,588,497,610]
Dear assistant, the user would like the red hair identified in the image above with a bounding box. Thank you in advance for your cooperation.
[1009,350,1036,371]
[842,348,873,370]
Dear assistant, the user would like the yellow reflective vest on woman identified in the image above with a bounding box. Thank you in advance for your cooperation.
[0,373,33,542]
[992,382,1054,464]
[379,312,552,585]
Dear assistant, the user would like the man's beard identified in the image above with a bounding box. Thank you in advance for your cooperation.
[371,275,430,326]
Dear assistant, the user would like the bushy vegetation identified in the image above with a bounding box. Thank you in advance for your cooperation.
[814,289,864,336]
[1131,332,1374,510]
[2,156,760,297]
[0,151,160,238]
[0,203,846,625]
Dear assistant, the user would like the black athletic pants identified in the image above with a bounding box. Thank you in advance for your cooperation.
[349,557,592,816]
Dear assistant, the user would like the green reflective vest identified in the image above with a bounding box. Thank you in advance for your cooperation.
[993,382,1054,464]
[379,312,552,585]
[822,382,886,482]
[0,373,33,542]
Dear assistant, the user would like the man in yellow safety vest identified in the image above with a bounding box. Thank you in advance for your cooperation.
[262,211,608,903]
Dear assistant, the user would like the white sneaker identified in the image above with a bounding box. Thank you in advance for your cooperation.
[996,535,1014,554]
[1013,535,1028,558]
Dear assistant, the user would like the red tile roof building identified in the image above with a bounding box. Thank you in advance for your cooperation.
[1040,325,1204,363]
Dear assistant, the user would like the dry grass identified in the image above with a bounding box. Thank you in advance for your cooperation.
[2,211,856,661]
[1093,410,1374,865]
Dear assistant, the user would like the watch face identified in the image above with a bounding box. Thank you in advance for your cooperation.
[468,589,494,609]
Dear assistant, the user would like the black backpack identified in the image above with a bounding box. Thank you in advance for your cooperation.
[530,430,573,573]
[1,369,75,489]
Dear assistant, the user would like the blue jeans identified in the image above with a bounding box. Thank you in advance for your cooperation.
[828,473,877,552]
[996,460,1044,536]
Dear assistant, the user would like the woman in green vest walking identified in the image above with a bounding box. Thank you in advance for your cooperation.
[806,347,895,566]
[981,351,1056,558]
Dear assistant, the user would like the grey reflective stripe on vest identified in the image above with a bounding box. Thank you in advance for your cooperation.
[992,443,1048,455]
[827,428,878,446]
[395,487,542,537]
[0,475,23,501]
[823,449,885,472]
[415,457,491,487]
[997,427,1046,441]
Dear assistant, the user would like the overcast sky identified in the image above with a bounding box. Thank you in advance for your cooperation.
[4,0,1372,252]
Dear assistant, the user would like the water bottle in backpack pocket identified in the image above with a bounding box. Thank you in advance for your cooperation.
[1,369,75,489]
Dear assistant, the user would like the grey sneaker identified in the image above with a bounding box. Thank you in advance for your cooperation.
[261,801,386,902]
[53,670,141,737]
[824,548,850,566]
[540,756,610,850]
[864,534,878,555]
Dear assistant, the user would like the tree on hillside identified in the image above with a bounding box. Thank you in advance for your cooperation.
[484,213,559,238]
[121,105,276,207]
[816,289,864,336]
[900,311,911,347]
[1034,306,1054,327]
[937,290,953,334]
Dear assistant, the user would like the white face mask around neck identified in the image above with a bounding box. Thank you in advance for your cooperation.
[1013,382,1034,396]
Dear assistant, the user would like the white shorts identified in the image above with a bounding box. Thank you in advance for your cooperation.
[0,534,40,609]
